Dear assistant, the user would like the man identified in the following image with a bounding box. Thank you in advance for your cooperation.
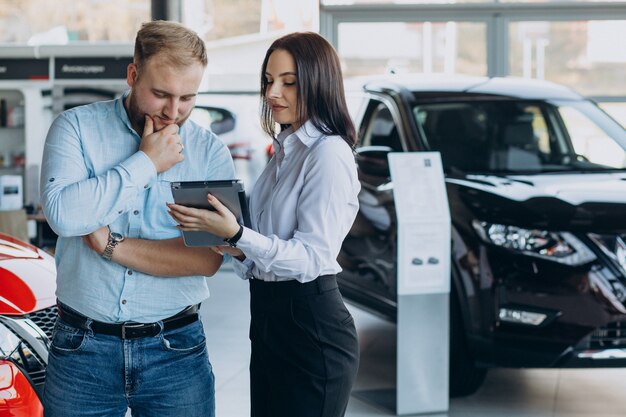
[40,21,233,417]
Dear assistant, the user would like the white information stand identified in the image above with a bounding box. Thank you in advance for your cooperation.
[389,152,450,415]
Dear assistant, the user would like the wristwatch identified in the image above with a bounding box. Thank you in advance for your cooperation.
[223,225,244,248]
[101,230,125,261]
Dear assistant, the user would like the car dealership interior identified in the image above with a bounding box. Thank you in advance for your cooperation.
[1,1,626,416]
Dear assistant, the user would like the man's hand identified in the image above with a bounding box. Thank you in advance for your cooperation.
[139,115,184,173]
[83,226,110,255]
[210,245,245,261]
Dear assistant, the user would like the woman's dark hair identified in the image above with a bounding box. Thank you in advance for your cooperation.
[259,32,356,148]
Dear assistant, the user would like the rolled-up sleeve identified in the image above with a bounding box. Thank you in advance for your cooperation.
[40,113,156,237]
[230,256,254,280]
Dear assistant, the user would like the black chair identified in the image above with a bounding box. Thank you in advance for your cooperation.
[490,117,541,170]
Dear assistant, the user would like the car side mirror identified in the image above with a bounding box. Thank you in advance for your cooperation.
[356,146,394,177]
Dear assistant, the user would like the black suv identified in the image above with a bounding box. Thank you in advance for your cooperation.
[338,75,626,396]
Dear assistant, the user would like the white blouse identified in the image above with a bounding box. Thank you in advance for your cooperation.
[232,120,360,283]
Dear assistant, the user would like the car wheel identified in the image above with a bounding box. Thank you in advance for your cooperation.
[449,285,487,397]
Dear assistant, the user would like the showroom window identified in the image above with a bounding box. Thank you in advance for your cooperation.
[322,0,625,3]
[0,0,319,45]
[324,0,491,4]
[338,21,487,77]
[508,20,626,97]
[0,0,150,43]
[321,2,626,126]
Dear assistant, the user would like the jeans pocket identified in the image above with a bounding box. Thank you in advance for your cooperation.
[50,320,89,353]
[160,321,207,353]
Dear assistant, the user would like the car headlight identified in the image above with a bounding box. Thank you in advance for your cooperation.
[0,359,44,413]
[588,234,626,275]
[472,220,596,266]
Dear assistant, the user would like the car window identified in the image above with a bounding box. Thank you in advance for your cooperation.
[413,100,626,174]
[559,105,626,169]
[415,103,490,172]
[361,102,404,152]
[190,107,236,135]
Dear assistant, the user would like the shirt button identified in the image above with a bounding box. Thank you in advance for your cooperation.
[121,299,127,305]
[144,184,149,189]
[133,210,139,215]
[118,210,123,214]
[127,270,133,276]
[49,178,55,182]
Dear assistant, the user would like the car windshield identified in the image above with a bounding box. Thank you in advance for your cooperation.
[413,99,626,174]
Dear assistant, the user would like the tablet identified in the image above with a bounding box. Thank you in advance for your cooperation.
[171,180,251,247]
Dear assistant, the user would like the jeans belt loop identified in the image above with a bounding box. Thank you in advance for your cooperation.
[84,318,94,334]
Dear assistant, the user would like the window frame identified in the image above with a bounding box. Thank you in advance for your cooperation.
[321,2,626,104]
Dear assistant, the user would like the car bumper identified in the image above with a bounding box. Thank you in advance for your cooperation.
[478,250,626,368]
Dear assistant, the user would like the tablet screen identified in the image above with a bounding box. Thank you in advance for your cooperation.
[171,180,250,247]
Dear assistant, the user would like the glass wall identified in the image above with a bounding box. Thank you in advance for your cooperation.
[508,20,626,97]
[324,0,490,4]
[0,0,319,45]
[0,0,150,43]
[0,0,318,92]
[321,3,626,126]
[323,0,626,3]
[338,21,486,77]
[182,0,319,91]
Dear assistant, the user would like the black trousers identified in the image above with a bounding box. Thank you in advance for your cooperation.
[249,275,359,417]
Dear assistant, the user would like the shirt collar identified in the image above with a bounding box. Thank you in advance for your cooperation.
[116,90,135,133]
[274,120,324,153]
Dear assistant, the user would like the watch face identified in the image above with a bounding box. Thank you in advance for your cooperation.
[110,232,124,242]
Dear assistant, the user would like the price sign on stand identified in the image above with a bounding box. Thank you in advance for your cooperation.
[388,152,451,415]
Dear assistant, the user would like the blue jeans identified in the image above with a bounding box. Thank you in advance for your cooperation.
[43,316,215,417]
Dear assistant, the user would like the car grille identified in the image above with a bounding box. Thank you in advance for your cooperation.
[24,305,58,339]
[1,319,50,394]
[29,368,46,386]
[589,321,626,349]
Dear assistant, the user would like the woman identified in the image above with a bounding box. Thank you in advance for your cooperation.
[168,32,360,417]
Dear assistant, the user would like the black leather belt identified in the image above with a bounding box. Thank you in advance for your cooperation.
[56,301,200,340]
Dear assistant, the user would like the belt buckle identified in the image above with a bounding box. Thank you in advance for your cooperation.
[121,322,148,339]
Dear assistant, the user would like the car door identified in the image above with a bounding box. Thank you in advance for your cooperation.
[338,97,408,316]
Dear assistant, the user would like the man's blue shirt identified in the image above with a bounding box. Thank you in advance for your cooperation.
[41,93,235,323]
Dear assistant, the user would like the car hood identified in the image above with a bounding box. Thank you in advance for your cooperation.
[447,172,626,233]
[0,233,56,315]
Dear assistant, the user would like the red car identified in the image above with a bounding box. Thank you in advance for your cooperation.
[0,232,56,417]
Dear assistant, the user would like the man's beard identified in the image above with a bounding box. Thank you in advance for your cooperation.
[126,93,190,136]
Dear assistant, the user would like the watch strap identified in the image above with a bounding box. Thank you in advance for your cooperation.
[223,225,244,247]
[102,232,124,261]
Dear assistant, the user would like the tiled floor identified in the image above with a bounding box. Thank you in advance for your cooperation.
[202,265,626,417]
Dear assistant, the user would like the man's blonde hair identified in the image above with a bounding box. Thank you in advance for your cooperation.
[134,20,207,72]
